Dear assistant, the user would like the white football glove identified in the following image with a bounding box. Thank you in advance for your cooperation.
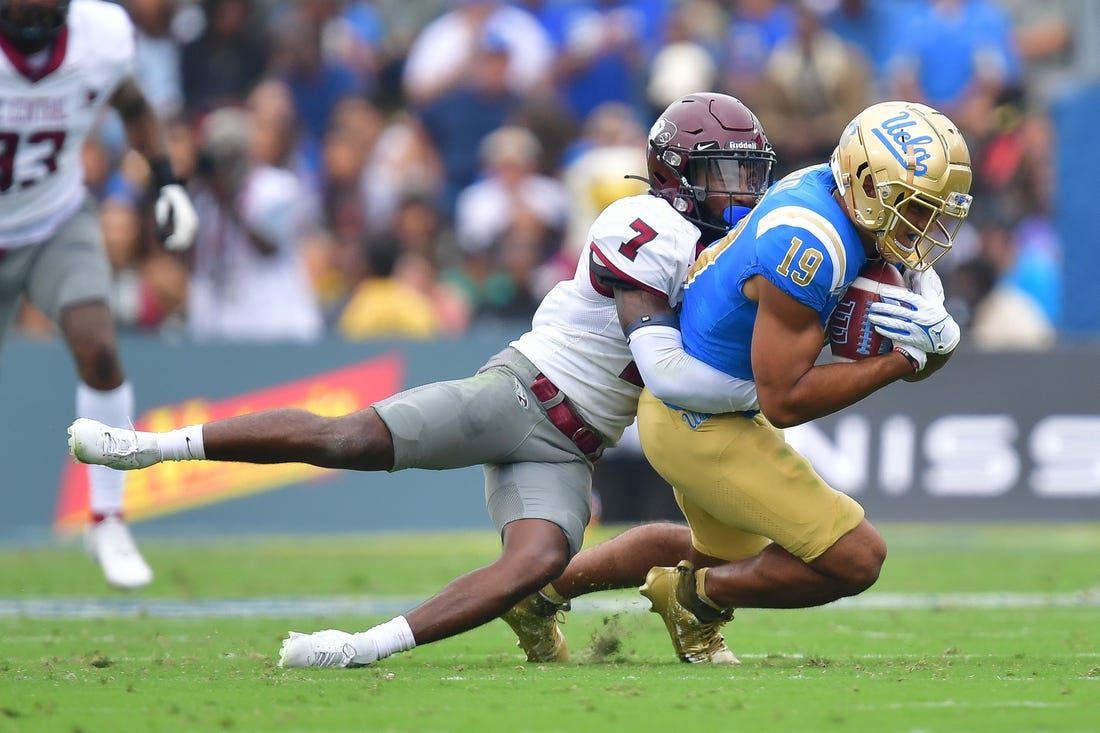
[155,183,198,251]
[869,284,961,355]
[902,265,945,305]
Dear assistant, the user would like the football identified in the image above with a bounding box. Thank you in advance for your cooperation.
[828,260,906,362]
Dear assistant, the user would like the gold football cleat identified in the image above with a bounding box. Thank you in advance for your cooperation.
[640,561,740,664]
[501,590,570,663]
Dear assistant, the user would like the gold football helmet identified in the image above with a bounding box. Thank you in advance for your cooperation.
[830,101,972,271]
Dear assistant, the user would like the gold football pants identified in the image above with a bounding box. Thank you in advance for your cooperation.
[637,389,865,563]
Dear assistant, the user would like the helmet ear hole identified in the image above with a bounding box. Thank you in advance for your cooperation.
[861,175,876,198]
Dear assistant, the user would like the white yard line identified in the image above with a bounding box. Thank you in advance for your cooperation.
[0,590,1098,619]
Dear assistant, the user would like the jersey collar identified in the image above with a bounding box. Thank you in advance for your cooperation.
[0,27,69,83]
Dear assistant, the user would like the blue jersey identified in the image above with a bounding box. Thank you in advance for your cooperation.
[680,165,870,379]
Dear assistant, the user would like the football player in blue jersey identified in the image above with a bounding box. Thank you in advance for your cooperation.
[505,101,973,664]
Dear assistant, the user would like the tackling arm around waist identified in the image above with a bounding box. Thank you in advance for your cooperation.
[627,317,759,414]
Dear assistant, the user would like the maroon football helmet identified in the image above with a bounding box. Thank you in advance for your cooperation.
[646,93,774,239]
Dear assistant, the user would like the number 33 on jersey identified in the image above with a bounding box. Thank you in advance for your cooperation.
[0,1,135,247]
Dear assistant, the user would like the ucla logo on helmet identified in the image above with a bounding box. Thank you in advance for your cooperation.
[870,111,934,175]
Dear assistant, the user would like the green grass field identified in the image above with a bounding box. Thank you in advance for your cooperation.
[1,524,1097,733]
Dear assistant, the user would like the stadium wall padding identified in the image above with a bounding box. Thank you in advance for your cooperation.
[1,331,1097,543]
[1053,81,1100,339]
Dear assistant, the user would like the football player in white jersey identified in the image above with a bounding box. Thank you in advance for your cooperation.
[0,0,197,588]
[67,93,774,666]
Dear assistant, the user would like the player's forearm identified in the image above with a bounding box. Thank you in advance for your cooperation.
[756,351,913,428]
[110,78,170,166]
[629,325,759,414]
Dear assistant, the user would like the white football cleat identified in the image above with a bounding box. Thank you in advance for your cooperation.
[85,515,153,590]
[68,418,161,470]
[279,630,374,668]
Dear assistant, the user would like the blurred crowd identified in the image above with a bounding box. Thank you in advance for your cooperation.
[17,0,1099,349]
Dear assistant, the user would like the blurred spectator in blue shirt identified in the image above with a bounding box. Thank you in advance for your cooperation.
[821,0,914,97]
[270,2,367,178]
[180,0,268,119]
[321,0,387,84]
[886,0,1021,135]
[539,0,671,126]
[401,0,553,107]
[416,30,522,217]
[720,0,795,109]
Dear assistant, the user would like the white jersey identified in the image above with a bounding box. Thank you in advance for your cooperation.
[0,0,134,247]
[512,194,703,444]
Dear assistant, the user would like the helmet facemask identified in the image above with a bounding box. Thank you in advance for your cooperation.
[875,182,972,271]
[682,150,773,231]
[0,0,70,53]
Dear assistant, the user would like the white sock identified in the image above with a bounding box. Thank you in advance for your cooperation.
[159,425,206,461]
[77,381,133,515]
[353,616,416,664]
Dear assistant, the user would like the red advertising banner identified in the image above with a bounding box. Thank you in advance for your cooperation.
[54,354,405,534]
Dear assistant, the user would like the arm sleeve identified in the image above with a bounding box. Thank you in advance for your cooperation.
[629,325,759,414]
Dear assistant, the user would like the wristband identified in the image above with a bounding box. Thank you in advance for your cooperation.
[149,157,178,189]
[893,346,922,372]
